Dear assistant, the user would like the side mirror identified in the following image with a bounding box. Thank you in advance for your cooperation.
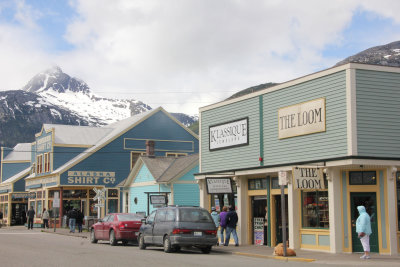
[98,219,103,223]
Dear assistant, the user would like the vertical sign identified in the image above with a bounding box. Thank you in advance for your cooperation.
[254,217,264,245]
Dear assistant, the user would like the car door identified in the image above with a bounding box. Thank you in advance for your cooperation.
[103,215,114,240]
[153,209,167,245]
[98,215,110,240]
[142,211,156,244]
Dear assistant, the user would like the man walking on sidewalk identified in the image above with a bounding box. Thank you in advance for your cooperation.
[224,206,239,246]
[67,208,78,233]
[27,206,35,229]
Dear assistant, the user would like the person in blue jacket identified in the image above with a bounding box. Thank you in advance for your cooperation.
[210,207,220,246]
[356,205,372,259]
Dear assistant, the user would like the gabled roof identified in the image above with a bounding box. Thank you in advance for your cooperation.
[124,154,198,186]
[1,167,30,184]
[3,143,31,161]
[52,107,169,174]
[43,124,112,145]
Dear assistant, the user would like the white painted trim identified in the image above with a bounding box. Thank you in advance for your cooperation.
[171,181,197,184]
[129,181,157,187]
[199,111,202,172]
[328,167,342,253]
[346,68,357,156]
[386,167,398,255]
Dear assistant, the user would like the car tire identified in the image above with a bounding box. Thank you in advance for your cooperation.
[90,229,98,244]
[201,246,212,254]
[163,235,173,253]
[138,235,146,250]
[109,230,117,246]
[122,240,128,246]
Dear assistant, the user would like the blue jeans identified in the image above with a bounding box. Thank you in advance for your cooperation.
[224,226,238,245]
[220,227,226,244]
[69,218,76,233]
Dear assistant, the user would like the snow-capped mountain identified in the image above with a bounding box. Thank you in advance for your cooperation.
[22,66,152,126]
[0,66,197,147]
[335,40,400,67]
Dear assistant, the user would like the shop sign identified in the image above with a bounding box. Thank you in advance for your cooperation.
[11,192,36,200]
[209,118,248,151]
[36,135,52,152]
[150,195,167,205]
[292,167,325,190]
[53,192,60,208]
[253,217,264,245]
[206,178,233,194]
[278,98,325,139]
[67,171,116,185]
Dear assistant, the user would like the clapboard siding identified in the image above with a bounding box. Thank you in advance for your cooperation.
[173,184,200,206]
[129,185,158,214]
[263,71,347,164]
[134,165,154,183]
[201,97,260,173]
[356,70,400,156]
[1,162,30,182]
[178,166,198,181]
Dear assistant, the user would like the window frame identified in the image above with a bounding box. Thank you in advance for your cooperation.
[131,151,146,169]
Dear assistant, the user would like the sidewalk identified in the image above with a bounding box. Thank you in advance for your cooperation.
[41,228,400,266]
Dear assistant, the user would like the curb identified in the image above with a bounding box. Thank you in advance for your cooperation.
[233,252,315,262]
[41,230,88,239]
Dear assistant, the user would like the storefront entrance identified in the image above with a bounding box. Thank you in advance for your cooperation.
[11,203,27,226]
[273,195,288,245]
[251,196,268,245]
[350,192,379,253]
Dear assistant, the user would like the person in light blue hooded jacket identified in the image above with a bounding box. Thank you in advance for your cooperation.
[356,206,372,259]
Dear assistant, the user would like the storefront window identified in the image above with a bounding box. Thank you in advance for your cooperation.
[397,172,400,231]
[89,199,98,217]
[349,171,376,185]
[63,190,87,198]
[108,199,118,214]
[302,191,329,229]
[108,189,118,198]
[37,201,42,217]
[248,178,267,190]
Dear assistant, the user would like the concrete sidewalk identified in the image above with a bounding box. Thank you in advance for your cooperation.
[40,227,400,266]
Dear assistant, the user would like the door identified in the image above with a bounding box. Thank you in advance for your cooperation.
[142,211,156,244]
[103,215,114,240]
[274,195,288,245]
[350,192,379,253]
[251,197,267,245]
[153,209,167,245]
[97,215,110,240]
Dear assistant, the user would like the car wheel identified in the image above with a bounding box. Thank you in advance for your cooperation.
[201,246,212,254]
[109,230,117,246]
[90,229,98,244]
[122,240,128,246]
[163,235,173,253]
[138,235,146,250]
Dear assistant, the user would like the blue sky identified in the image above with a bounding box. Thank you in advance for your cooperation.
[0,0,400,115]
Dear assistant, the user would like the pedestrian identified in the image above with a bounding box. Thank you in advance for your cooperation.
[42,208,50,229]
[210,207,220,246]
[27,206,35,230]
[219,206,228,245]
[67,208,78,233]
[76,209,84,233]
[0,210,3,227]
[356,205,372,259]
[224,206,239,246]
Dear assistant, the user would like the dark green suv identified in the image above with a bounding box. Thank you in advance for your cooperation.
[138,206,218,253]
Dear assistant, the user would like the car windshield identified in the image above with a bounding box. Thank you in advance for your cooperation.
[117,214,143,221]
[179,209,213,223]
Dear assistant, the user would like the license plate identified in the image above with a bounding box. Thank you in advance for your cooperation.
[194,231,202,236]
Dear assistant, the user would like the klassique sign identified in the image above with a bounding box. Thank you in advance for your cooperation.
[292,167,325,190]
[209,118,248,151]
[206,178,233,194]
[278,98,325,139]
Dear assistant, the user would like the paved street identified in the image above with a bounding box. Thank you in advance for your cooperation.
[0,227,399,267]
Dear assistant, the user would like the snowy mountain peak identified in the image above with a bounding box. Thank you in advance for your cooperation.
[21,66,91,94]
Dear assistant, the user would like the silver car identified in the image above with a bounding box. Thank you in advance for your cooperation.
[138,206,218,253]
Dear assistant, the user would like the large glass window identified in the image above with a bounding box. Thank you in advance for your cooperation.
[248,178,267,190]
[89,199,98,217]
[107,199,118,214]
[302,191,329,229]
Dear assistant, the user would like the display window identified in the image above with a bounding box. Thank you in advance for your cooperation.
[397,172,400,231]
[349,171,376,185]
[302,191,329,229]
[248,178,267,190]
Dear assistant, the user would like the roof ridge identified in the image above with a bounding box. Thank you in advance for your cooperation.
[157,157,179,182]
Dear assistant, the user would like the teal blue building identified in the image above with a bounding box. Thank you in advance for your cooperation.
[121,154,199,215]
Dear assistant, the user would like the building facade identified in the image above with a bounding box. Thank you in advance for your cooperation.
[195,63,400,255]
[22,107,198,226]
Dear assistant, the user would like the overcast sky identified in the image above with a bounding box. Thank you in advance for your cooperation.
[1,0,400,115]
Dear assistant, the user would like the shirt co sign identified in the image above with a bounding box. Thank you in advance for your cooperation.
[278,98,325,139]
[209,118,248,151]
[292,167,325,190]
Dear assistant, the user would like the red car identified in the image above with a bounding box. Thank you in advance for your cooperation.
[90,213,143,246]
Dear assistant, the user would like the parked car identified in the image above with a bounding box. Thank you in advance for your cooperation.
[138,206,218,253]
[90,213,144,246]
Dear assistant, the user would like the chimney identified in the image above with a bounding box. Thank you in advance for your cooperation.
[146,140,155,157]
